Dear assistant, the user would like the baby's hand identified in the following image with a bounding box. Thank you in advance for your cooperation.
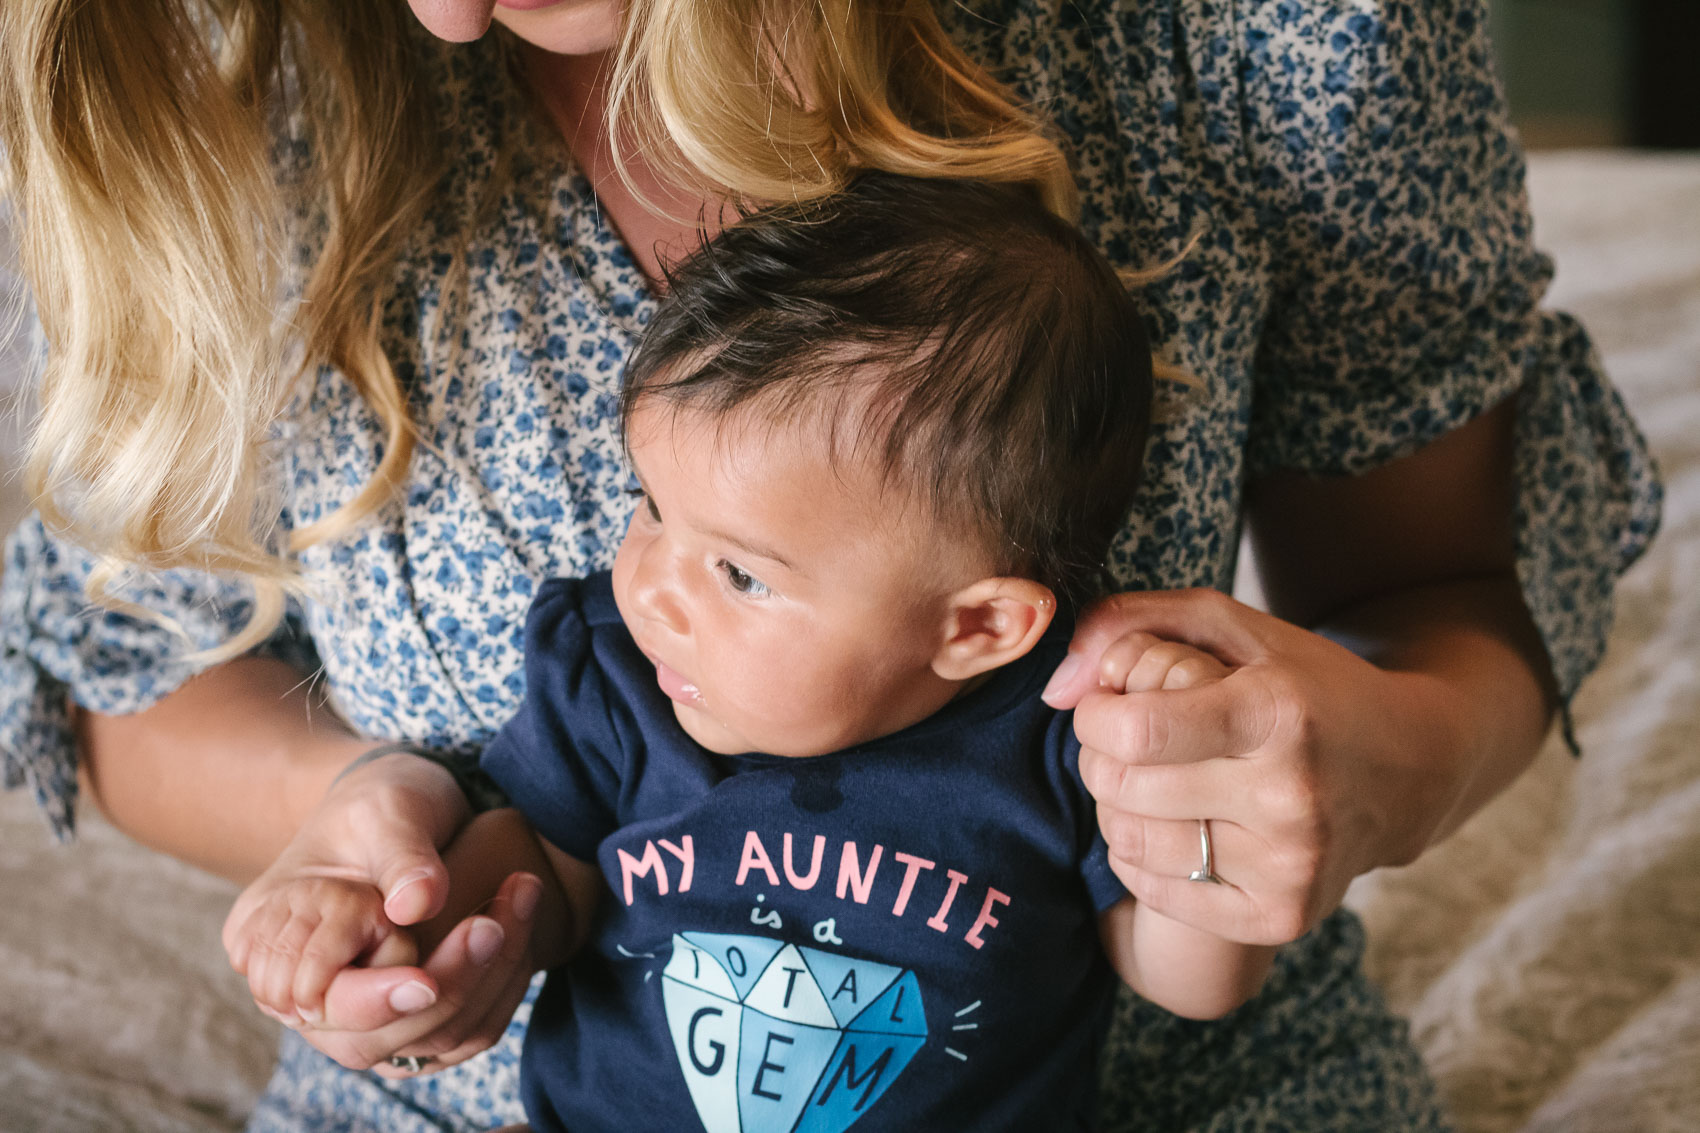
[1096,631,1230,693]
[224,874,420,1029]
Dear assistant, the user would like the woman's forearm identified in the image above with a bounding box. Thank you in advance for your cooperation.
[76,656,372,883]
[1247,398,1557,867]
[1312,572,1557,864]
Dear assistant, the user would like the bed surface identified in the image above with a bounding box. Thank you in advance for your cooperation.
[2,149,1697,1131]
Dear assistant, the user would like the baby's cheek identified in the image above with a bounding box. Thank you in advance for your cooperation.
[740,677,859,757]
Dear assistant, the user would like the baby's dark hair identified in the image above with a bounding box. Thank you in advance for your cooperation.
[621,172,1152,611]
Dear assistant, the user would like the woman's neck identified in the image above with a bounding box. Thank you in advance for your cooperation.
[522,45,731,286]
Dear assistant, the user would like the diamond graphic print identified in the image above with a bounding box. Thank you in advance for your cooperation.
[662,932,928,1133]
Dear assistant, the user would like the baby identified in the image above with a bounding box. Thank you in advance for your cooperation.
[227,173,1274,1132]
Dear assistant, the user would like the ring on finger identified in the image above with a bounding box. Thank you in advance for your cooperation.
[1187,819,1224,884]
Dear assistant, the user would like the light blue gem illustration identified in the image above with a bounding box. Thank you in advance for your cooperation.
[662,932,928,1133]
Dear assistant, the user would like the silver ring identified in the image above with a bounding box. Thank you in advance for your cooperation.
[388,1055,433,1073]
[1188,819,1223,884]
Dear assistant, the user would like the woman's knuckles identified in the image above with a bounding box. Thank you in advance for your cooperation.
[1096,806,1148,863]
[1080,694,1170,764]
[1254,901,1311,946]
[1080,746,1147,811]
[1253,762,1320,835]
[328,1043,383,1072]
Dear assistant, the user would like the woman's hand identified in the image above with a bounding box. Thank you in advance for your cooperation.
[221,751,550,1073]
[222,749,473,994]
[294,868,544,1077]
[228,775,571,1076]
[1044,587,1480,946]
[339,806,578,1078]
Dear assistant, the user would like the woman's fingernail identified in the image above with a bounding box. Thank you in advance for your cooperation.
[388,980,437,1014]
[299,1005,324,1026]
[386,870,434,909]
[467,917,505,966]
[1042,654,1083,704]
[512,875,543,922]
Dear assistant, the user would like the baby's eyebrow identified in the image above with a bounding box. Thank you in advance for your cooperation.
[702,526,801,576]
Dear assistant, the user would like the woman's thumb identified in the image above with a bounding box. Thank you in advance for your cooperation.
[379,851,451,926]
[1041,594,1145,709]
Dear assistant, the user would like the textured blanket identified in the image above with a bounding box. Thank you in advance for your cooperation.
[1,150,1696,1131]
[1346,150,1700,1133]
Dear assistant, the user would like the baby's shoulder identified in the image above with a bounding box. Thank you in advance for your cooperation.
[521,572,649,697]
[531,572,623,629]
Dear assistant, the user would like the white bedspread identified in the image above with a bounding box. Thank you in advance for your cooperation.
[1347,150,1700,1133]
[1,150,1697,1131]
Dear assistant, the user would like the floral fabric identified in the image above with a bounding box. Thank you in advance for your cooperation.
[0,1,1658,1128]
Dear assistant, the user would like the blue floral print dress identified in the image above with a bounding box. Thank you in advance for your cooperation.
[0,1,1660,1130]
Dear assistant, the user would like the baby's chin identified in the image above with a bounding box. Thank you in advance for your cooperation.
[670,700,845,760]
[671,699,757,757]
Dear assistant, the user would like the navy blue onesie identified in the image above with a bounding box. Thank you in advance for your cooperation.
[481,573,1127,1133]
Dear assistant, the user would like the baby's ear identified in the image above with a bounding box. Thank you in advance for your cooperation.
[931,578,1057,682]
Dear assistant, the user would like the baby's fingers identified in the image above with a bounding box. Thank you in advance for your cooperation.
[1101,633,1231,693]
[232,881,394,1025]
[239,901,317,1025]
[1097,632,1165,694]
[291,918,413,1026]
[1114,638,1230,693]
[1153,645,1230,690]
[224,905,262,976]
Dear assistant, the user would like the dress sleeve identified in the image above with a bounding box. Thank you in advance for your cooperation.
[479,579,628,861]
[1238,0,1661,719]
[1,513,317,842]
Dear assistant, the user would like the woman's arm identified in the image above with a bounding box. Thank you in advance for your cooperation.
[77,658,550,1056]
[1245,395,1557,857]
[1047,399,1559,944]
[76,656,373,883]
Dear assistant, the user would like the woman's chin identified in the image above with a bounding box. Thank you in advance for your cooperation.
[491,0,621,56]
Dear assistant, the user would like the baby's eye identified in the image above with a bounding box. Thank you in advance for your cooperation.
[626,487,660,524]
[718,559,770,598]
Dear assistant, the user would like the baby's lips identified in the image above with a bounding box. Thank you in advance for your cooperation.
[653,658,705,705]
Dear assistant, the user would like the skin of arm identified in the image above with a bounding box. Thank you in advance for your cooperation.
[1052,397,1557,947]
[1088,636,1277,1018]
[77,657,376,884]
[1098,898,1276,1020]
[1245,395,1557,861]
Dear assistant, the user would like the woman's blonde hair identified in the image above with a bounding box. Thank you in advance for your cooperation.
[0,0,1073,654]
